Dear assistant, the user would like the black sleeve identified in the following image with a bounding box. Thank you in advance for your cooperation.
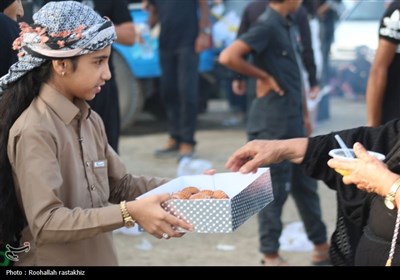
[378,1,400,45]
[300,102,400,264]
[112,0,132,24]
[237,1,267,37]
[0,15,19,77]
[303,119,400,188]
[95,0,132,24]
[233,1,267,80]
[293,7,318,87]
[237,5,252,37]
[232,4,253,81]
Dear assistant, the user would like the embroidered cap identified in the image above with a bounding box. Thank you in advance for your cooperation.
[0,1,116,92]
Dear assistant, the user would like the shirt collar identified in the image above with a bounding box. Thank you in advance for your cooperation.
[264,7,293,28]
[39,83,92,124]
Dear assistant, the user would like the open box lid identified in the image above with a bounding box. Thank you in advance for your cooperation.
[137,168,269,199]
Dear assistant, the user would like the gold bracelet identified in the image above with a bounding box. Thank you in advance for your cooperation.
[120,200,135,228]
[384,178,400,210]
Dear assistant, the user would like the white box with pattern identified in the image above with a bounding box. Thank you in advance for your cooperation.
[138,168,273,233]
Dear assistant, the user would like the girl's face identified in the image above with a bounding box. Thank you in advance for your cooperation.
[60,46,112,101]
[4,0,24,21]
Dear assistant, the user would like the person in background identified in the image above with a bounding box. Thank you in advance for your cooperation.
[86,0,135,154]
[145,0,211,160]
[231,0,320,124]
[219,0,329,266]
[316,0,342,122]
[225,120,400,266]
[366,0,400,127]
[0,0,24,77]
[1,0,23,21]
[44,0,136,153]
[317,0,342,85]
[210,0,247,127]
[0,1,191,266]
[302,0,322,80]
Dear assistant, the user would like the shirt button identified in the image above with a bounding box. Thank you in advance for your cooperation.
[282,50,287,56]
[90,185,96,191]
[86,161,90,167]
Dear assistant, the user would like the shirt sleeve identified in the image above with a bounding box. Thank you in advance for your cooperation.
[0,15,18,77]
[378,2,400,45]
[237,5,253,37]
[104,0,132,25]
[8,126,127,244]
[293,7,318,87]
[239,22,270,56]
[8,122,168,245]
[105,144,169,204]
[302,119,400,189]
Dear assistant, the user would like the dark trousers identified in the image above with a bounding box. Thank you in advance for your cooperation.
[320,20,335,85]
[159,47,199,145]
[257,160,328,254]
[88,77,120,153]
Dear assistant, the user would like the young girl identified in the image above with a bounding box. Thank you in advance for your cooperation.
[0,1,191,266]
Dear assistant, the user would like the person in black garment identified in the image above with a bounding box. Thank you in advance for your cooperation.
[225,120,400,266]
[145,0,211,160]
[366,0,400,127]
[0,0,24,77]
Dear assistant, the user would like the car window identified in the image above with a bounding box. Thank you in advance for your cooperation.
[345,1,386,21]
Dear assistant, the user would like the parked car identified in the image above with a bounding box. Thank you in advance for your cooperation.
[329,0,387,98]
[330,0,386,64]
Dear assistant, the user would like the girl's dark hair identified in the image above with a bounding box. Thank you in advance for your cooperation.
[0,61,52,246]
[0,55,80,246]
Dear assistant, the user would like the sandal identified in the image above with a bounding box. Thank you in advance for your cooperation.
[261,256,289,266]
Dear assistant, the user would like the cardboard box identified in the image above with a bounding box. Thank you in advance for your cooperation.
[138,168,273,233]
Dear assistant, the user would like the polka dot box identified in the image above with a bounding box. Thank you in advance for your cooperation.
[138,168,273,233]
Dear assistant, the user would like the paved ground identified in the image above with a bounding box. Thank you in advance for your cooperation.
[114,96,367,266]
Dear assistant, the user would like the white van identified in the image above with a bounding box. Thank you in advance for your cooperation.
[330,0,387,65]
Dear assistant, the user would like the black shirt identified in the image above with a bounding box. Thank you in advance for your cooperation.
[91,0,133,73]
[237,1,318,87]
[150,0,199,50]
[0,13,19,77]
[240,8,304,137]
[92,0,132,25]
[303,119,400,265]
[378,1,400,124]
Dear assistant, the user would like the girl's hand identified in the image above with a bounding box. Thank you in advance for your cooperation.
[127,193,193,239]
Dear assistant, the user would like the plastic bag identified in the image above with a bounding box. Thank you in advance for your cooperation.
[177,157,213,177]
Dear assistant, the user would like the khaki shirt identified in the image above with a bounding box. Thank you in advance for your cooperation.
[8,84,167,266]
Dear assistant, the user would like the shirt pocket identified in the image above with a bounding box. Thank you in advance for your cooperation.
[273,42,294,61]
[91,159,109,204]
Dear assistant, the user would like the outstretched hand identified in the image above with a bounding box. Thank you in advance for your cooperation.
[203,169,216,175]
[225,140,279,173]
[225,138,308,173]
